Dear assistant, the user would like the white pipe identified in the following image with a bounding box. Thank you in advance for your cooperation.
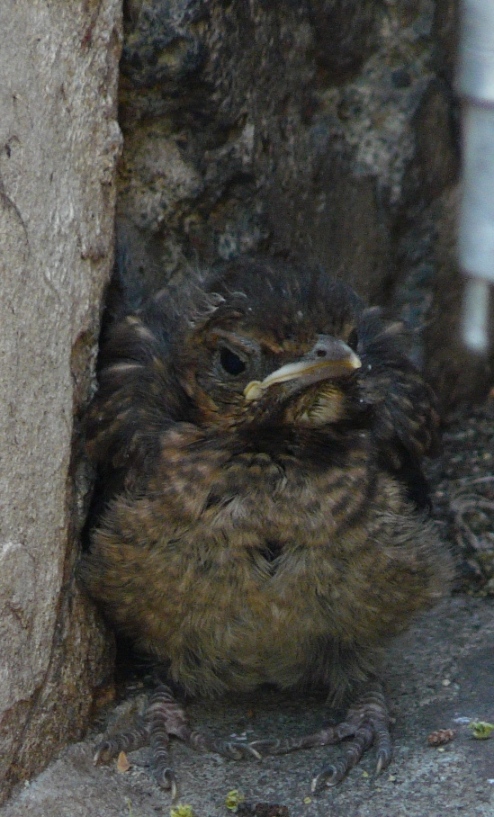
[458,0,494,352]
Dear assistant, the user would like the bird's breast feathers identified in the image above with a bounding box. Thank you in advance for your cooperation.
[86,422,446,695]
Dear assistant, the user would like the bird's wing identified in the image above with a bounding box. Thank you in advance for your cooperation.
[357,309,439,509]
[85,297,189,500]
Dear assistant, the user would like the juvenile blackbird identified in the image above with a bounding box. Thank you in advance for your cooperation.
[80,257,452,793]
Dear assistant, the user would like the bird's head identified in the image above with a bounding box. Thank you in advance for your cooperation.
[171,258,366,430]
[89,257,438,480]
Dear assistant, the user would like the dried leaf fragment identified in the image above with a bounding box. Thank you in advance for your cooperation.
[116,751,131,772]
[427,728,455,746]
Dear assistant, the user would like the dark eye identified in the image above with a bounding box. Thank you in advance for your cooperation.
[347,327,359,351]
[219,347,246,375]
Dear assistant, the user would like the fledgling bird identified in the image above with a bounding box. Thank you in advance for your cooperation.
[79,257,452,793]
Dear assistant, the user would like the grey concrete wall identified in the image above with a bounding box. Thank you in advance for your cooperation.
[0,0,122,802]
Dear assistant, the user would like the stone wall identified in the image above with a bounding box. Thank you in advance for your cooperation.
[0,0,121,802]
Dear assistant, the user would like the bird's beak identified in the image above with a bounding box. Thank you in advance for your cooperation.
[244,339,361,402]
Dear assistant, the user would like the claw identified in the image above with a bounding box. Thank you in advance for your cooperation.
[92,684,265,791]
[208,738,262,761]
[249,738,280,755]
[375,745,392,776]
[248,738,278,756]
[311,764,339,792]
[93,742,111,765]
[246,744,263,761]
[228,742,262,761]
[153,764,177,795]
[92,680,392,793]
[170,778,178,804]
[220,742,248,761]
[315,756,355,790]
[259,680,392,790]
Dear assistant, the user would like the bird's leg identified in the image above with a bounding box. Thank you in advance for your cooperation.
[94,681,390,791]
[311,680,392,791]
[93,686,182,795]
[93,684,260,794]
[251,680,392,791]
[145,685,186,796]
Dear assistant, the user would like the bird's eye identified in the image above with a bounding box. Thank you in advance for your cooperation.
[347,328,359,351]
[219,347,247,376]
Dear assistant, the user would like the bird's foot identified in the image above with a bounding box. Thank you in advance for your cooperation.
[251,681,392,791]
[94,685,185,798]
[93,684,260,797]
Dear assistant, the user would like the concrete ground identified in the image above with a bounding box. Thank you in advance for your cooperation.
[2,593,494,817]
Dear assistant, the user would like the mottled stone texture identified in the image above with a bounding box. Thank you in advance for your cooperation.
[117,0,396,301]
[115,0,492,405]
[0,0,121,803]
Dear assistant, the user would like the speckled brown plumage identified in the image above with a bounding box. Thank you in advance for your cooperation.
[79,257,452,792]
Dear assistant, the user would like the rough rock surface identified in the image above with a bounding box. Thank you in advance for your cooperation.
[0,0,122,803]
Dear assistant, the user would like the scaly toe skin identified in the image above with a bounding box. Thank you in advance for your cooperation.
[221,741,263,761]
[249,681,392,791]
[152,763,178,799]
[93,680,391,793]
[93,741,114,766]
[311,731,392,792]
[93,723,150,765]
[191,734,262,761]
[92,685,187,791]
[250,720,356,757]
[92,683,263,793]
[311,683,393,791]
[149,729,174,790]
[311,729,375,791]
